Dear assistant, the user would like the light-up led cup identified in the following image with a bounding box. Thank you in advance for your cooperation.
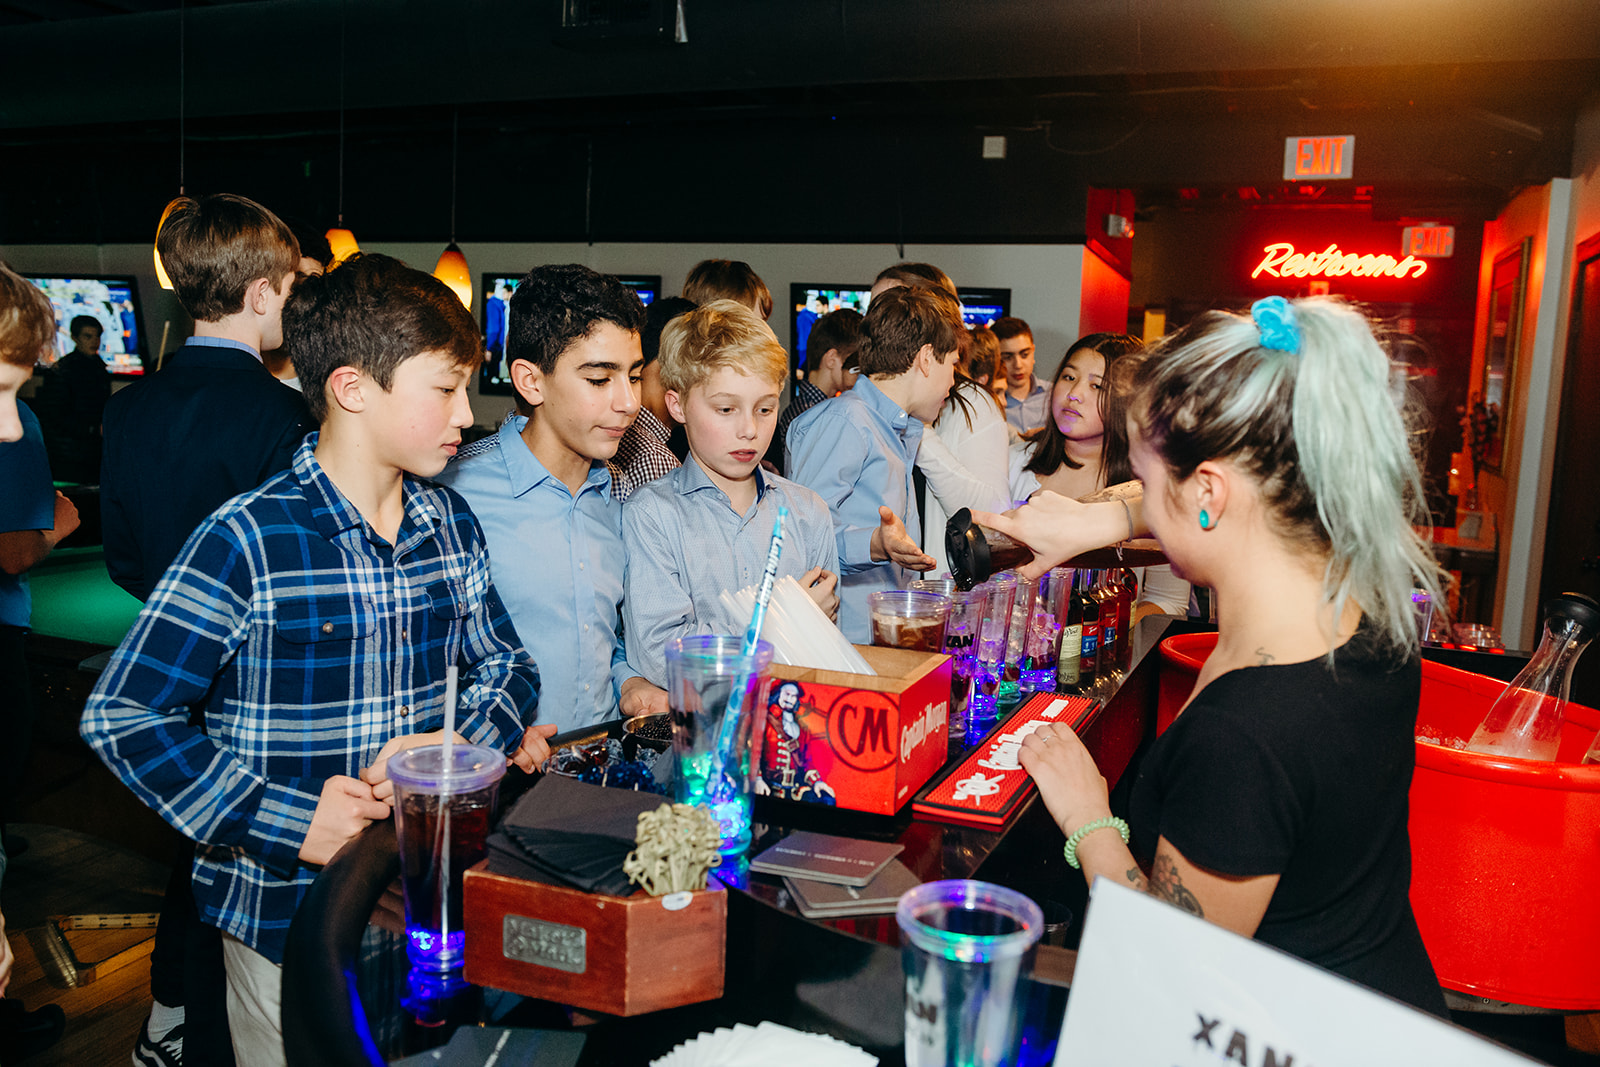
[897,879,1044,1067]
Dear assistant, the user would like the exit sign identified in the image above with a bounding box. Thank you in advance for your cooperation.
[1284,135,1354,180]
[1401,225,1456,257]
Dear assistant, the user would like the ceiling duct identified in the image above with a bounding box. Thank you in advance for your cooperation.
[557,0,686,46]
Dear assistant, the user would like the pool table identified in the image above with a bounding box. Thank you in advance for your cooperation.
[27,545,142,651]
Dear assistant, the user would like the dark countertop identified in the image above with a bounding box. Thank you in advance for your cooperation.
[281,616,1183,1066]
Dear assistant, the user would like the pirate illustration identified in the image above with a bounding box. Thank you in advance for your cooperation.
[757,680,832,801]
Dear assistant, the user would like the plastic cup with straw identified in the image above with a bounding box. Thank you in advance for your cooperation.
[386,665,507,972]
[680,507,784,850]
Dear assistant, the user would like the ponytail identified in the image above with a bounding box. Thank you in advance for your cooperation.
[1134,297,1442,658]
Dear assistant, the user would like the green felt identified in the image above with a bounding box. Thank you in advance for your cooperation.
[29,547,143,648]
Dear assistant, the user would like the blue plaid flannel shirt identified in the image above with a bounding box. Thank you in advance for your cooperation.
[82,437,540,963]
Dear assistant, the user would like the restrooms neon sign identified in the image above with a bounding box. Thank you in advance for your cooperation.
[1252,242,1428,281]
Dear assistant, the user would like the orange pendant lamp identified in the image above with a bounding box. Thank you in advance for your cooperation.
[325,2,358,268]
[325,225,360,265]
[433,243,472,310]
[431,109,471,309]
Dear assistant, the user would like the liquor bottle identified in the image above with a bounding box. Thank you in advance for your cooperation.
[1075,569,1102,694]
[1115,568,1137,672]
[1055,567,1083,693]
[1092,570,1118,686]
[1467,593,1599,762]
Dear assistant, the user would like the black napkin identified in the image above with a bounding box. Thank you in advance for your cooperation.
[487,774,669,897]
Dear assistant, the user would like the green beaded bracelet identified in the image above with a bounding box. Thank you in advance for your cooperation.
[1063,816,1130,869]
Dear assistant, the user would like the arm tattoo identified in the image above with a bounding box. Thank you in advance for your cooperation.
[1124,867,1149,892]
[1254,646,1275,666]
[1148,854,1204,917]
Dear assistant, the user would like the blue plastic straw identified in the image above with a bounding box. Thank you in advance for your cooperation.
[713,508,786,782]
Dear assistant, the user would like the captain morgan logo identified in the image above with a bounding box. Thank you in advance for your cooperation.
[900,699,947,763]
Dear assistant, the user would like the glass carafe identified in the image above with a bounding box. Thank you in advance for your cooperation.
[1465,593,1599,762]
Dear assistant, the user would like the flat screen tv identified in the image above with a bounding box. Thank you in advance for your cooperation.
[25,273,147,376]
[957,287,1011,330]
[478,271,661,396]
[789,284,872,372]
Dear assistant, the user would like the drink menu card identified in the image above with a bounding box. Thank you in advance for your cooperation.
[749,831,904,887]
[1059,880,1537,1067]
[784,859,923,919]
[912,693,1096,828]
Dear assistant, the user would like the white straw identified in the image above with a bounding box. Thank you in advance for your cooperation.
[441,664,458,776]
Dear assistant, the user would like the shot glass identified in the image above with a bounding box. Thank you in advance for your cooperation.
[869,590,952,653]
[664,635,775,853]
[898,879,1045,1067]
[387,743,507,973]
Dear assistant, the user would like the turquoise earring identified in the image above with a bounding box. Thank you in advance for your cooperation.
[1198,509,1212,530]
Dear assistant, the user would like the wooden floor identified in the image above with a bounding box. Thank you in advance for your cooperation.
[4,823,165,1066]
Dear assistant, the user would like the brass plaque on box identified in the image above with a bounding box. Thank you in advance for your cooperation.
[502,914,586,973]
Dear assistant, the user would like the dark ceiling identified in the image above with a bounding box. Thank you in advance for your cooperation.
[2,0,1597,245]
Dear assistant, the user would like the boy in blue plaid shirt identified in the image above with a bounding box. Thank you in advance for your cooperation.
[82,254,550,1065]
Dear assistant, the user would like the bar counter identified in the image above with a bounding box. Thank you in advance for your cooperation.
[280,617,1185,1066]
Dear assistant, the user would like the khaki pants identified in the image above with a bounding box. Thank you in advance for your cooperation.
[221,933,285,1067]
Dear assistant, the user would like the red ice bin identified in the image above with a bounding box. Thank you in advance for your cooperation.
[1156,631,1600,1010]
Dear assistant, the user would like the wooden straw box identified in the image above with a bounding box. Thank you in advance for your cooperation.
[462,861,726,1016]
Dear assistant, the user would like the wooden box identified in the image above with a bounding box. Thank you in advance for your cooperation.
[760,644,951,815]
[462,861,726,1016]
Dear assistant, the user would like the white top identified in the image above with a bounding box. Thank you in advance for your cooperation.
[919,389,1011,577]
[1008,437,1192,617]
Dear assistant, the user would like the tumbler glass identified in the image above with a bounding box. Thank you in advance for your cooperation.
[898,879,1045,1067]
[909,577,959,598]
[943,588,986,734]
[388,744,507,972]
[664,635,775,853]
[869,590,952,653]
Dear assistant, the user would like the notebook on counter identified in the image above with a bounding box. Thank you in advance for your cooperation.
[749,831,904,887]
[785,860,922,919]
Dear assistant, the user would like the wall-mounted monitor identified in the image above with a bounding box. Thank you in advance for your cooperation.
[615,274,661,307]
[789,284,872,372]
[24,273,147,376]
[478,271,662,396]
[957,287,1011,330]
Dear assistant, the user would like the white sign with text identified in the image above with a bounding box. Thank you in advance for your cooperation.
[1057,879,1536,1066]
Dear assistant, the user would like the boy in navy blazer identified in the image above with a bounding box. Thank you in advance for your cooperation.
[99,192,310,1067]
[102,193,312,603]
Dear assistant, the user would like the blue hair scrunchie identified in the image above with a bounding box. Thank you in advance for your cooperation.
[1251,296,1301,356]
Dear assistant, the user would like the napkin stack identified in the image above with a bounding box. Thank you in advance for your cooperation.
[486,774,669,897]
[650,1022,878,1067]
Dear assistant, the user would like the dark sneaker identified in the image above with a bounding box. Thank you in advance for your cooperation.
[0,998,66,1062]
[132,1020,183,1067]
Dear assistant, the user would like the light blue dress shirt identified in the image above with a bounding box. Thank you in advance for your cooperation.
[621,455,837,687]
[785,376,924,643]
[1004,374,1051,433]
[434,416,632,732]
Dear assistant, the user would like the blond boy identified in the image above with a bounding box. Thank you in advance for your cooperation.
[622,300,838,686]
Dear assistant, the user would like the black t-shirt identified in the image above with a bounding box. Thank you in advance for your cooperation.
[1129,629,1448,1016]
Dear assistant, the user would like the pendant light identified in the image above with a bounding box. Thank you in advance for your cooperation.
[325,1,359,264]
[154,0,186,289]
[433,108,471,309]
